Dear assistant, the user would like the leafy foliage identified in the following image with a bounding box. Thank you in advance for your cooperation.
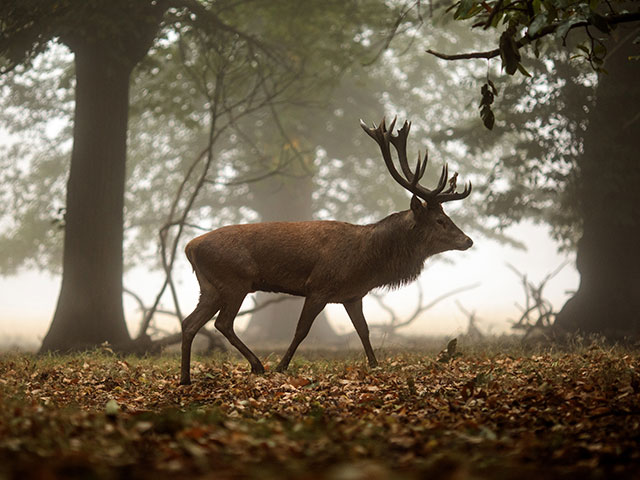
[430,0,639,134]
[479,79,497,129]
[440,0,639,72]
[1,347,639,478]
[0,0,163,72]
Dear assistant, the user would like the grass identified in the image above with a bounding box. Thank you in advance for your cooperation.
[0,340,639,479]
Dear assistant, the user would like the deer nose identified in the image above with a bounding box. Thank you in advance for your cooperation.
[461,236,473,250]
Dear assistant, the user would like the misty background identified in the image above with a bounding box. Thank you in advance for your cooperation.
[0,224,577,350]
[1,0,636,353]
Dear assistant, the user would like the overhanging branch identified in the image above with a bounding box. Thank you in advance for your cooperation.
[426,11,640,61]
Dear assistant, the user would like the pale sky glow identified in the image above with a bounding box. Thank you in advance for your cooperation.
[0,40,581,350]
[0,220,578,350]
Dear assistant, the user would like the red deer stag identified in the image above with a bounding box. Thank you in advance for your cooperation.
[180,117,472,384]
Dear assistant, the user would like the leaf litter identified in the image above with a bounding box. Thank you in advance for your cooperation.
[0,345,639,479]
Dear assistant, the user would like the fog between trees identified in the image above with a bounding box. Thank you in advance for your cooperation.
[0,0,638,351]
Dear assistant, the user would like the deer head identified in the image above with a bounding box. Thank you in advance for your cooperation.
[360,117,473,254]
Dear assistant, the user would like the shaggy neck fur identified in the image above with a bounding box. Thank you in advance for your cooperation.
[366,210,433,289]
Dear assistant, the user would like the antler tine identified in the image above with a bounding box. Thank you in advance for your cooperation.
[410,153,422,188]
[360,118,415,194]
[437,164,449,194]
[387,116,397,133]
[389,120,414,180]
[417,150,428,181]
[436,180,472,202]
[361,117,472,204]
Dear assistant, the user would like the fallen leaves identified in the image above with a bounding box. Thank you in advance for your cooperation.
[0,346,639,479]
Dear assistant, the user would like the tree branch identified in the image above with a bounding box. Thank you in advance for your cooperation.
[370,281,479,333]
[426,11,640,61]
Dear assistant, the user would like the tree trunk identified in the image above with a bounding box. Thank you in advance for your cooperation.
[554,31,640,338]
[40,47,133,351]
[242,172,340,346]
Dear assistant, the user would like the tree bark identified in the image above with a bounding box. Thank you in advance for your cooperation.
[554,30,640,338]
[40,47,135,351]
[37,1,166,352]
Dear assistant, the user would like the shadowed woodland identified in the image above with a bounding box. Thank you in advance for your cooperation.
[1,0,639,478]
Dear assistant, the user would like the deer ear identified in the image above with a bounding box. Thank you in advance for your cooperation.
[410,195,425,216]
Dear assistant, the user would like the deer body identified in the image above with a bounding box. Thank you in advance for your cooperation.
[187,207,469,304]
[180,118,473,384]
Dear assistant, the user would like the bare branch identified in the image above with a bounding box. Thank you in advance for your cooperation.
[163,0,286,64]
[370,281,479,333]
[362,0,424,66]
[455,300,484,339]
[237,295,294,317]
[507,262,567,336]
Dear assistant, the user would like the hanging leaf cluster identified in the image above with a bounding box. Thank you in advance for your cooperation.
[479,79,498,130]
[432,0,639,125]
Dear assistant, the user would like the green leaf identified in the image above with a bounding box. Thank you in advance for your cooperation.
[531,0,543,15]
[576,43,590,54]
[499,31,521,75]
[479,81,496,130]
[542,0,558,19]
[487,78,498,95]
[593,42,607,59]
[528,12,548,37]
[480,105,495,130]
[454,0,478,20]
[516,62,532,77]
[555,18,580,39]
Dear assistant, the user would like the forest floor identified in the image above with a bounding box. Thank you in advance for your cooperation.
[0,341,639,480]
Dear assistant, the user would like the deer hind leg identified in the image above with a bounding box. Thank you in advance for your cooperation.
[180,297,221,385]
[214,292,265,374]
[343,298,378,368]
[275,297,326,373]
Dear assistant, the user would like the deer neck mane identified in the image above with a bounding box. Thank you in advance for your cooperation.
[367,210,430,289]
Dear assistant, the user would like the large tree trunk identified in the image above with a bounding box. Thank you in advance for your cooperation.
[242,173,340,346]
[38,1,164,352]
[554,31,640,338]
[40,47,134,351]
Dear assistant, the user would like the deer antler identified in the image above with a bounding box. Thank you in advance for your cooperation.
[360,117,472,204]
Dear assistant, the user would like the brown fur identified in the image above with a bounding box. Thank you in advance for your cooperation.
[180,198,472,384]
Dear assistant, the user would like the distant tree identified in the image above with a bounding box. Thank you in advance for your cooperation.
[0,0,402,351]
[428,0,640,337]
[1,2,517,350]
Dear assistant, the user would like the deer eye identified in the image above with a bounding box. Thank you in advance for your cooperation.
[436,218,445,226]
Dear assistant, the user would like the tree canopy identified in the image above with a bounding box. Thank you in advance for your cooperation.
[428,0,639,128]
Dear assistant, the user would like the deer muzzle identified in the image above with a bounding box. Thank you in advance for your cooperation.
[458,235,473,251]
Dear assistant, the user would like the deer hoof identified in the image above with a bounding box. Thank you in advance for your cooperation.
[251,365,265,374]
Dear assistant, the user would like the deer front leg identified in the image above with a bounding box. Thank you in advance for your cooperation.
[214,294,265,374]
[275,297,326,373]
[180,300,220,385]
[343,298,378,368]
